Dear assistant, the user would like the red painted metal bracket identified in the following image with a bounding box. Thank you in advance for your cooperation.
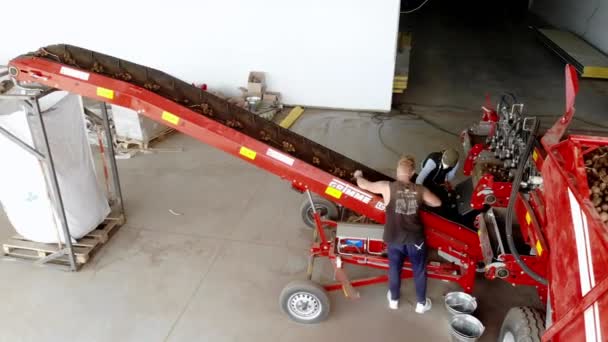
[463,143,485,176]
[324,258,475,294]
[541,65,579,148]
[471,174,512,209]
[485,254,548,303]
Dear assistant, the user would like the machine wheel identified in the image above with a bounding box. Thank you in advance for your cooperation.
[299,195,338,228]
[498,306,545,342]
[280,280,330,324]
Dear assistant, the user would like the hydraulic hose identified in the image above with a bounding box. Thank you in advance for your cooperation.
[504,118,548,286]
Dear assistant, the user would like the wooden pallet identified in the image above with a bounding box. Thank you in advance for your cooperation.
[116,128,175,150]
[2,215,125,267]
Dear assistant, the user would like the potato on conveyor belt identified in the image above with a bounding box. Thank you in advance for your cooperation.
[585,146,608,223]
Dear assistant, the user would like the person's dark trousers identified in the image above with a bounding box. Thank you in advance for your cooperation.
[387,241,427,304]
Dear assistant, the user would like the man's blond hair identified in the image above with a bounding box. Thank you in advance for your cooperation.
[397,155,416,174]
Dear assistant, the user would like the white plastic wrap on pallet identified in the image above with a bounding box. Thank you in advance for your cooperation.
[0,92,110,243]
[112,104,169,143]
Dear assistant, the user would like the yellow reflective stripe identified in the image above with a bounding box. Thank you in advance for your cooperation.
[239,146,256,160]
[535,240,543,256]
[96,87,114,100]
[161,111,180,125]
[325,186,342,199]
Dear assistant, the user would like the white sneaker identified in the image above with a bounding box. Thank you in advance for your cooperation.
[387,291,399,310]
[415,297,432,314]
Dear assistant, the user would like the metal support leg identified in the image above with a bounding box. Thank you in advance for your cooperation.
[306,190,331,246]
[99,102,125,216]
[31,98,77,271]
[312,223,319,242]
[306,189,318,242]
[306,255,316,281]
[0,125,45,160]
[305,190,316,214]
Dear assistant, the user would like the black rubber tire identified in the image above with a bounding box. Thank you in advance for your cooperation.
[498,306,545,342]
[279,280,330,324]
[299,195,338,228]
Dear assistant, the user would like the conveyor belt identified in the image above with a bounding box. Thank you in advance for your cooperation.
[26,44,392,184]
[8,45,485,273]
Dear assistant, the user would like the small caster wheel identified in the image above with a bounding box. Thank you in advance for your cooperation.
[280,280,330,324]
[299,195,338,228]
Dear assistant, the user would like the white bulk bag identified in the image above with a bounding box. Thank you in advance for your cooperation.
[0,92,110,243]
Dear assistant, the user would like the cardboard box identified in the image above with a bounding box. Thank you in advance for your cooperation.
[247,83,263,97]
[263,91,281,104]
[247,71,265,97]
[248,71,265,84]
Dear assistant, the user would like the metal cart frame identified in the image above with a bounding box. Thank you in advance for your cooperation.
[0,84,124,271]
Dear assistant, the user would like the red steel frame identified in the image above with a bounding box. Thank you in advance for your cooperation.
[463,143,485,176]
[470,173,513,209]
[9,56,486,295]
[539,134,608,341]
[465,65,607,341]
[9,56,389,221]
[307,209,480,298]
[16,57,605,340]
[455,66,604,342]
[537,66,608,342]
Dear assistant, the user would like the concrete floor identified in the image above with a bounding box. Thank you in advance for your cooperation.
[0,118,541,342]
[2,2,608,342]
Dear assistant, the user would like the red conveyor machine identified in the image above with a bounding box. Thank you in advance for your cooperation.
[7,46,607,341]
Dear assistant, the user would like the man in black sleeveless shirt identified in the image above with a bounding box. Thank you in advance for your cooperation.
[354,156,441,313]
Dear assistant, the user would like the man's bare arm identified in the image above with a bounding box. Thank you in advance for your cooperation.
[354,170,391,204]
[421,187,441,207]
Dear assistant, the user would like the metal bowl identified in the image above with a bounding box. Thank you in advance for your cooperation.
[449,314,485,341]
[445,292,477,315]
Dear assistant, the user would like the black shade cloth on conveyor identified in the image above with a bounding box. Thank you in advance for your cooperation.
[28,44,392,184]
[17,45,486,234]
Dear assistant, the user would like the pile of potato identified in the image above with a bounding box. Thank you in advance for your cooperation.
[585,146,608,223]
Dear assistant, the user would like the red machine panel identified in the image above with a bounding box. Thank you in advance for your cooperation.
[540,78,608,342]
